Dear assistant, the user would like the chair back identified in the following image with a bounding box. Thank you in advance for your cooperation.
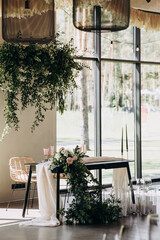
[9,157,35,183]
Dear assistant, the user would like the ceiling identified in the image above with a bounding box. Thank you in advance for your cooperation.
[131,0,160,13]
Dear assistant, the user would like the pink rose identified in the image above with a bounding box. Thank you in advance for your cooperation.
[67,157,73,165]
[73,155,77,160]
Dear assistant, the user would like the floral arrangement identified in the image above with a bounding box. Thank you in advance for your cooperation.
[50,145,122,225]
[50,145,86,174]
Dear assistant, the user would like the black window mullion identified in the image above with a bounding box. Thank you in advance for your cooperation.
[133,27,142,178]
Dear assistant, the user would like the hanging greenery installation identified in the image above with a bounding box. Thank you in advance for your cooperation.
[0,35,83,140]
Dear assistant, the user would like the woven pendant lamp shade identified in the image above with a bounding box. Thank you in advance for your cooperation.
[73,0,130,32]
[2,0,54,43]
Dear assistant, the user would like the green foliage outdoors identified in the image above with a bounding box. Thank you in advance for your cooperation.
[50,145,122,225]
[0,35,83,140]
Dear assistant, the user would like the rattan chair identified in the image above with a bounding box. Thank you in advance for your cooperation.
[7,156,37,210]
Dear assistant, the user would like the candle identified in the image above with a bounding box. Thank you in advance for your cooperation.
[121,128,123,156]
[147,214,158,240]
[114,234,119,240]
[122,206,127,217]
[102,233,106,240]
[132,204,137,214]
[151,205,157,214]
[126,124,128,152]
[141,203,146,215]
[83,144,87,154]
[50,146,55,157]
[147,215,151,240]
[119,225,125,240]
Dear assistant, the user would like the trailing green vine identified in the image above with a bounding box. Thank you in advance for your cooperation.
[0,35,83,140]
[50,146,122,225]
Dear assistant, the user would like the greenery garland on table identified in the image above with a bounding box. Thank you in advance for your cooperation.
[0,35,83,140]
[50,146,122,225]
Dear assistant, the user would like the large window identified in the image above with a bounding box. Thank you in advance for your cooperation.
[101,62,134,158]
[56,8,95,57]
[141,64,160,178]
[141,29,160,63]
[57,60,95,157]
[56,7,160,181]
[101,62,135,182]
[101,26,134,60]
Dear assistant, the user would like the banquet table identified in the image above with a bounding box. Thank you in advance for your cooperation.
[22,157,135,219]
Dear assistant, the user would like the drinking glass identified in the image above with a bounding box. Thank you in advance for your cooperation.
[144,177,152,191]
[50,146,55,157]
[43,148,50,160]
[136,178,144,191]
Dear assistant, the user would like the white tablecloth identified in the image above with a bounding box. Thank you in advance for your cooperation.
[20,162,61,227]
[83,156,123,163]
[83,156,130,216]
[20,157,130,226]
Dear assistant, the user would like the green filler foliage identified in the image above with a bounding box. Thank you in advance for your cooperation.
[50,146,122,225]
[0,36,83,140]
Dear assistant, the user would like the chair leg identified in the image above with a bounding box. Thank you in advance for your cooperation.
[6,182,17,211]
[31,183,36,208]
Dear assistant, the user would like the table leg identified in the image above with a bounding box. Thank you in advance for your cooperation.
[56,171,60,219]
[126,164,135,204]
[22,166,32,217]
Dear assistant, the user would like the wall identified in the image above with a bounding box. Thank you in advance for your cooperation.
[0,4,56,202]
[0,12,57,202]
[0,97,56,202]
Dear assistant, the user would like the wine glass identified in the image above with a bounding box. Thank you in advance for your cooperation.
[50,146,55,158]
[144,177,152,191]
[43,148,50,160]
[136,178,144,190]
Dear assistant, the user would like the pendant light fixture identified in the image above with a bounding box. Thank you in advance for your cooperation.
[25,0,30,9]
[73,0,130,32]
[2,0,55,43]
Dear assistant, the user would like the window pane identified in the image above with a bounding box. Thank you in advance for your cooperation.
[101,61,135,183]
[57,60,95,157]
[141,64,160,178]
[141,29,160,63]
[101,26,134,60]
[56,8,95,57]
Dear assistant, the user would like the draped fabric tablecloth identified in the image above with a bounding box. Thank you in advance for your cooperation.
[83,156,130,216]
[112,168,130,216]
[20,157,131,226]
[20,162,61,227]
[83,156,123,163]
